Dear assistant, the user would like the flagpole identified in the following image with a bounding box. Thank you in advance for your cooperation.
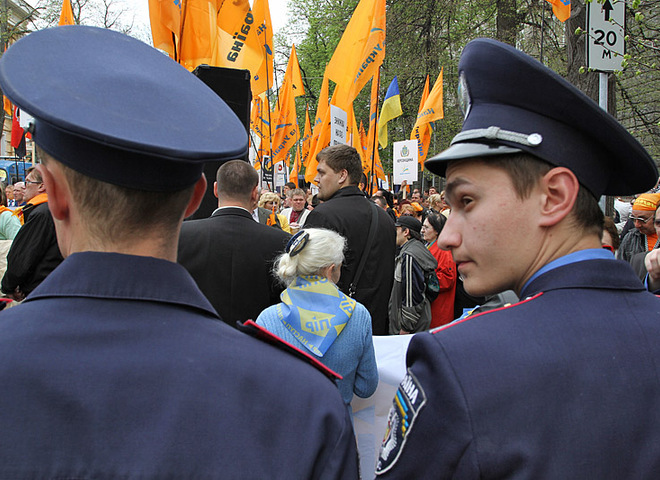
[369,67,381,196]
[177,0,188,66]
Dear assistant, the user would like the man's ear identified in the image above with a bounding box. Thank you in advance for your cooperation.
[37,163,69,222]
[538,167,580,227]
[338,169,349,185]
[183,175,208,219]
[213,181,218,199]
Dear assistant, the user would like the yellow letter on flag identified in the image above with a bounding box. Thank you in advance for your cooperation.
[59,0,75,25]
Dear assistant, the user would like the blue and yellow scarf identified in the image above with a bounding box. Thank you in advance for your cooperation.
[277,275,356,357]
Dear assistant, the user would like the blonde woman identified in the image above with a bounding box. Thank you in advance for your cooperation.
[258,191,291,233]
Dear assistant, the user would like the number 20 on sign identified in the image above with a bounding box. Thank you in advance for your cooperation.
[587,0,625,72]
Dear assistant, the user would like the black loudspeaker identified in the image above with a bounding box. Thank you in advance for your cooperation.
[189,65,252,220]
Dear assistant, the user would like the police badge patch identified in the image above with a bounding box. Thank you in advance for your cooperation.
[375,370,427,475]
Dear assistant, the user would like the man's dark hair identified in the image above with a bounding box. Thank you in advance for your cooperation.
[317,145,363,185]
[216,160,258,204]
[371,195,387,209]
[489,153,603,237]
[285,182,296,190]
[26,166,43,183]
[377,189,394,208]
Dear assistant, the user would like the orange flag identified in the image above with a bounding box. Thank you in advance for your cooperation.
[324,0,386,110]
[410,74,433,165]
[251,95,271,170]
[286,45,305,98]
[178,0,220,71]
[305,87,336,183]
[306,76,329,170]
[59,0,75,25]
[545,0,571,22]
[148,0,181,59]
[301,108,312,168]
[290,146,301,187]
[271,45,301,167]
[411,68,443,158]
[359,120,369,168]
[366,74,384,180]
[347,105,367,172]
[215,0,273,96]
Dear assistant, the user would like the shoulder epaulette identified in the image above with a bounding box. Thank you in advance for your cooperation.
[237,320,342,383]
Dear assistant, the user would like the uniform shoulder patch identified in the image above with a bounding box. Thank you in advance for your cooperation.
[375,369,427,475]
[238,320,341,382]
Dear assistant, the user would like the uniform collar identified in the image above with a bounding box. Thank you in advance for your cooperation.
[521,249,643,298]
[25,251,218,317]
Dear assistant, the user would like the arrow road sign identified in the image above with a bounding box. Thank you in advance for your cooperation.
[586,0,625,71]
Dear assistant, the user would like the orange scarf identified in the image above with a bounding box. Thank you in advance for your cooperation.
[13,193,48,225]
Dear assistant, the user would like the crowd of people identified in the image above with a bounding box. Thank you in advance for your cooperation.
[0,26,659,479]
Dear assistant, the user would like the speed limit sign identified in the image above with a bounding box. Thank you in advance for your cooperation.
[587,0,625,71]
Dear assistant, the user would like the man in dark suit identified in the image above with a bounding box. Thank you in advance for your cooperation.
[304,145,396,335]
[178,160,290,327]
[376,39,660,478]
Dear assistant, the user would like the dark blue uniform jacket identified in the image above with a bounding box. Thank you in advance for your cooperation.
[376,256,660,479]
[0,252,358,479]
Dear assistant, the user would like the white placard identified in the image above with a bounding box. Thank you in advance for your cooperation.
[274,161,286,187]
[587,0,625,72]
[330,105,347,146]
[393,140,418,185]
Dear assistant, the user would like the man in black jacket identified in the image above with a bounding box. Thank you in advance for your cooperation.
[178,160,290,326]
[1,167,62,300]
[305,145,396,335]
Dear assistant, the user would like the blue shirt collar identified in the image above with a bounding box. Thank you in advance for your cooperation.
[521,248,615,294]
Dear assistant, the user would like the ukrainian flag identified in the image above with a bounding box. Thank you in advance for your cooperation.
[378,76,403,148]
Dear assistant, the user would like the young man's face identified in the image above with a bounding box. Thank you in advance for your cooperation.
[290,195,306,212]
[438,159,541,296]
[314,159,345,201]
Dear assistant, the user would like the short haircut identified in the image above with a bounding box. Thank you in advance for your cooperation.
[216,160,259,204]
[38,148,195,242]
[285,182,296,190]
[290,188,305,199]
[276,228,346,286]
[488,153,603,237]
[26,166,42,183]
[316,145,363,185]
[372,196,387,209]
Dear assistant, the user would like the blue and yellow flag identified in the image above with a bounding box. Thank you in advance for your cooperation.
[277,276,356,357]
[378,76,403,148]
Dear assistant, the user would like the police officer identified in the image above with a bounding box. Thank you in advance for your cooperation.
[376,38,660,478]
[0,26,357,478]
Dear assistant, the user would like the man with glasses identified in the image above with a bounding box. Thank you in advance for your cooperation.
[617,193,660,263]
[1,167,62,300]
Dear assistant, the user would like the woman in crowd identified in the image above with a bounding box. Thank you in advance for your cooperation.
[258,191,291,233]
[256,228,378,407]
[422,212,457,328]
[0,185,20,240]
